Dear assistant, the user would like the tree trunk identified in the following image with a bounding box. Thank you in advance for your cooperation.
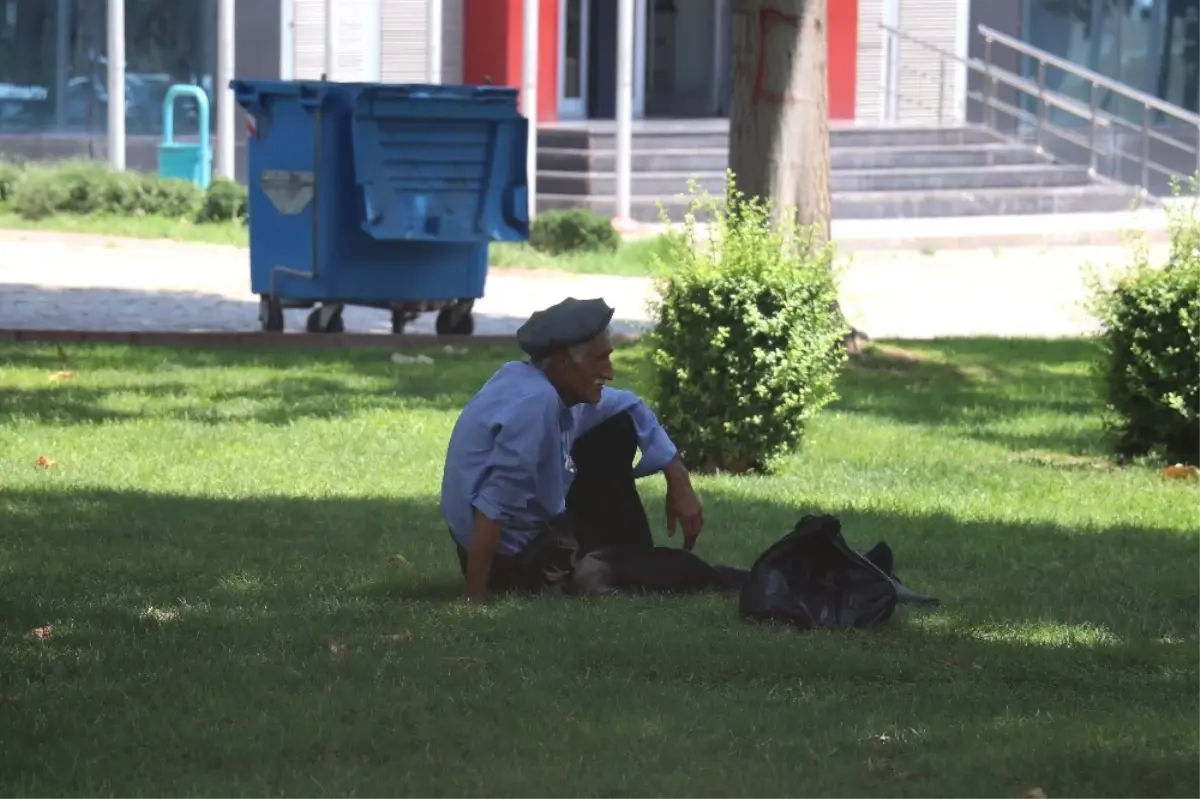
[728,0,866,351]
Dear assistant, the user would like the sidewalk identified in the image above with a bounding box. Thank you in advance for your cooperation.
[0,229,1156,339]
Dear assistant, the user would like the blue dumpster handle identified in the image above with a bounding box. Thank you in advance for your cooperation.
[161,84,211,151]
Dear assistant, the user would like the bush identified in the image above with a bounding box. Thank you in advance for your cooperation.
[9,159,205,220]
[1087,181,1200,465]
[646,174,849,474]
[195,177,248,224]
[134,173,205,218]
[0,158,22,203]
[529,208,620,255]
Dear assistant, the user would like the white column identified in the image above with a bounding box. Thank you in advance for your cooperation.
[324,0,337,79]
[426,0,443,83]
[615,0,634,223]
[522,0,539,219]
[106,0,126,169]
[216,0,235,179]
[54,0,70,127]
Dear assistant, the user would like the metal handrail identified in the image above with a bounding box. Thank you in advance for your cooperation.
[976,25,1200,126]
[879,21,1200,198]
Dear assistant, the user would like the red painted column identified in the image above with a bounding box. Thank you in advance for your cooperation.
[462,0,560,122]
[827,0,858,120]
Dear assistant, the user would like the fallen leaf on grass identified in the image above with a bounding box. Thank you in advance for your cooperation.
[440,656,483,665]
[48,370,74,382]
[1162,464,1200,480]
[386,554,412,568]
[867,756,899,778]
[376,631,412,644]
[326,636,352,660]
[29,625,53,641]
[1021,789,1048,798]
[34,456,57,469]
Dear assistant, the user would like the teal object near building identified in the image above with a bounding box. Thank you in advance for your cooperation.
[157,84,212,189]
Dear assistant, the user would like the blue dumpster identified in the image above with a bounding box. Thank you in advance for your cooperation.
[230,79,530,334]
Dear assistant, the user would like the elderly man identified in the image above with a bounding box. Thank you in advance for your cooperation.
[441,297,704,601]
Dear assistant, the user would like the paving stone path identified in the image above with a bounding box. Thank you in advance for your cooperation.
[0,229,1157,339]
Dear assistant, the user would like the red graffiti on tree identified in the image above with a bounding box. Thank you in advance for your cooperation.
[752,5,799,105]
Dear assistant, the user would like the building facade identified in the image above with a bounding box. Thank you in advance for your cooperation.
[0,0,1194,175]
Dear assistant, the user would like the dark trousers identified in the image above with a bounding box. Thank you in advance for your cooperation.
[454,411,656,594]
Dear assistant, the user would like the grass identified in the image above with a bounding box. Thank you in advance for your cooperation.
[0,338,1196,797]
[0,208,667,276]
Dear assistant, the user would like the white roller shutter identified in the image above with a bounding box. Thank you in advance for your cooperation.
[855,0,886,122]
[289,0,375,81]
[380,0,465,83]
[894,0,963,124]
[292,0,326,80]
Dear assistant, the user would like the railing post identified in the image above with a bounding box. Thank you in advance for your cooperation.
[1035,60,1046,154]
[937,58,946,125]
[1140,103,1151,196]
[983,35,995,130]
[1088,82,1099,178]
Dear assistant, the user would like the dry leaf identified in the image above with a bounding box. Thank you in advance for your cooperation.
[1021,789,1047,798]
[30,625,52,641]
[386,554,412,568]
[1162,464,1200,480]
[48,371,75,382]
[326,636,352,660]
[34,456,57,470]
[867,756,897,777]
[377,631,412,644]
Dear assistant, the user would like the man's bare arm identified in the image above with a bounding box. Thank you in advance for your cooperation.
[465,509,504,601]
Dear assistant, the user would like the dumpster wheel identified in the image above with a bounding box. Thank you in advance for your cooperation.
[391,309,419,335]
[259,295,284,333]
[435,300,475,337]
[306,304,346,334]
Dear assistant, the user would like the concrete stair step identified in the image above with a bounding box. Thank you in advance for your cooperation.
[537,142,1050,174]
[830,143,1049,170]
[537,184,1143,222]
[538,123,1003,151]
[537,164,1092,198]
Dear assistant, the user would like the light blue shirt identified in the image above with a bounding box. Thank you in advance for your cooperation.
[441,361,679,555]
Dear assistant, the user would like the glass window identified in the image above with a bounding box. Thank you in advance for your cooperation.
[1158,0,1198,113]
[0,0,216,138]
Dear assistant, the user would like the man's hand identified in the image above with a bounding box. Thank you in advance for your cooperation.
[465,510,503,602]
[664,457,703,550]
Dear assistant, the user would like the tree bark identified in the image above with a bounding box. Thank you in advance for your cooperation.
[728,0,866,350]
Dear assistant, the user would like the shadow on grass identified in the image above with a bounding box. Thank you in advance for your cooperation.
[0,342,524,424]
[836,337,1111,456]
[0,485,1195,796]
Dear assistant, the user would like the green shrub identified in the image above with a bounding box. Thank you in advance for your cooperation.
[646,174,849,474]
[1088,181,1200,465]
[0,158,22,203]
[529,208,620,255]
[133,173,204,218]
[10,160,203,220]
[195,177,248,224]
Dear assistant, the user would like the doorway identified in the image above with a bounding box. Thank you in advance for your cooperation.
[556,0,647,121]
[557,0,589,119]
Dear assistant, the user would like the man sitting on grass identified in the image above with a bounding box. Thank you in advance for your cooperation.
[440,297,705,602]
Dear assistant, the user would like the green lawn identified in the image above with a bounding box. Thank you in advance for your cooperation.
[0,338,1196,797]
[0,210,666,276]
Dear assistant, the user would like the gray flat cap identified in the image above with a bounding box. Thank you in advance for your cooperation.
[516,297,615,360]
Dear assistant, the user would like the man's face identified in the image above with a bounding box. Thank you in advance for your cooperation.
[552,331,614,405]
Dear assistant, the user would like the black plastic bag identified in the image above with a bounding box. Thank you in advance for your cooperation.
[739,513,939,631]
